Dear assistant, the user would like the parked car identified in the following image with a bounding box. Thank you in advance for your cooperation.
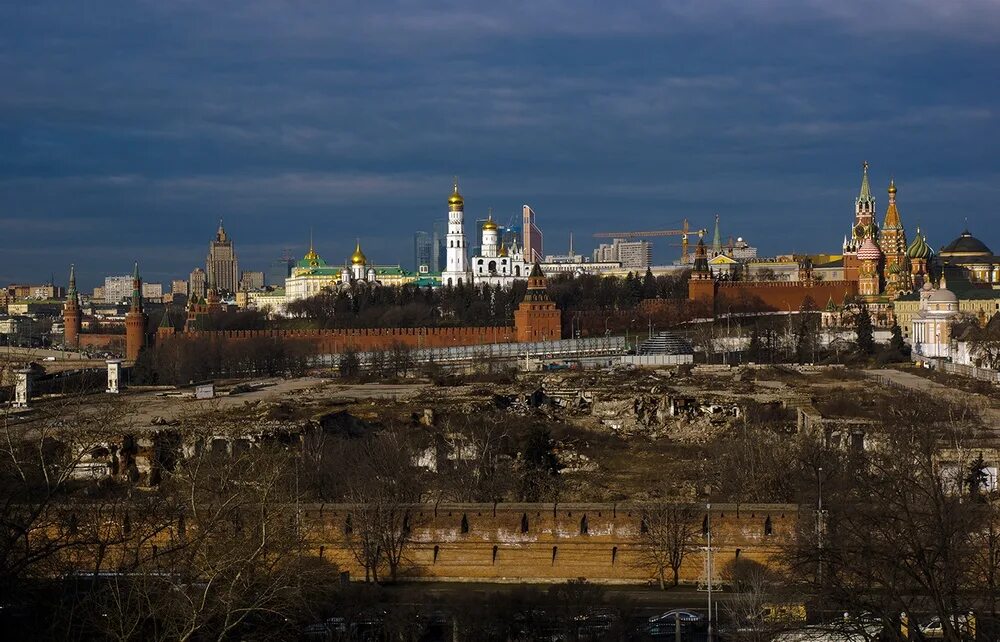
[644,610,706,638]
[919,614,974,639]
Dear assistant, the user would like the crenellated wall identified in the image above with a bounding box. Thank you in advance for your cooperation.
[304,502,799,584]
[691,279,859,313]
[164,325,518,354]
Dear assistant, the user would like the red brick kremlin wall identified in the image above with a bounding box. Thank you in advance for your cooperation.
[172,326,517,354]
[305,502,797,583]
[78,333,127,352]
[691,280,859,312]
[55,502,797,584]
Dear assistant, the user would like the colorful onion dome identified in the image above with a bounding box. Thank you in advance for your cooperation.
[857,238,883,261]
[907,228,932,259]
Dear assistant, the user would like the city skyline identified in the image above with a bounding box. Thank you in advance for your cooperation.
[1,2,999,286]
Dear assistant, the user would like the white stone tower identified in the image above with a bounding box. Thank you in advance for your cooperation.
[441,178,472,286]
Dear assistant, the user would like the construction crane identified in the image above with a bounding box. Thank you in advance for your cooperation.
[592,219,706,264]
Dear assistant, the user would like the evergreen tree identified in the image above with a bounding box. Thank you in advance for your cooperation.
[854,306,875,355]
[794,314,818,364]
[889,322,905,354]
[642,268,656,299]
[748,323,763,362]
[338,347,361,379]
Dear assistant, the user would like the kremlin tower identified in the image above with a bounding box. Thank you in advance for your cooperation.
[843,161,878,282]
[878,178,910,297]
[687,232,715,305]
[514,263,562,342]
[62,264,81,349]
[157,305,176,341]
[124,262,148,361]
[441,179,472,287]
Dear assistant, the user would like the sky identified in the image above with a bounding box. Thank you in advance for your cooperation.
[1,0,999,289]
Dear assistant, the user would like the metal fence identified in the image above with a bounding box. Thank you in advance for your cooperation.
[311,336,626,367]
[941,362,1000,384]
[621,354,694,366]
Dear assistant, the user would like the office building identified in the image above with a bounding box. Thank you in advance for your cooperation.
[206,219,239,293]
[593,238,653,269]
[414,231,433,272]
[189,268,207,300]
[522,205,543,263]
[240,270,265,291]
[267,257,294,288]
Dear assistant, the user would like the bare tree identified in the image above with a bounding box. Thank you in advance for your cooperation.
[440,415,515,503]
[0,392,132,606]
[344,432,423,583]
[721,558,785,642]
[786,414,984,642]
[634,503,701,589]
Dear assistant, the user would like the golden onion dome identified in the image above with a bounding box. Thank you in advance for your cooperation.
[351,241,366,266]
[448,179,464,211]
[888,177,897,195]
[498,242,508,257]
[483,215,498,231]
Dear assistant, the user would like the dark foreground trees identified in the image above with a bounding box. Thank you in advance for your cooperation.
[787,401,992,642]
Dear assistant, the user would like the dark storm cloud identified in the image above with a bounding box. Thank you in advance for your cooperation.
[0,0,998,286]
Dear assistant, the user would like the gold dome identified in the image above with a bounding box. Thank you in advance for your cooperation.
[448,178,464,211]
[498,242,508,257]
[482,213,498,231]
[888,177,897,194]
[351,241,366,266]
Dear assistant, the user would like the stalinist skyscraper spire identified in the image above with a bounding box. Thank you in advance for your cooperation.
[206,219,239,294]
[441,178,472,287]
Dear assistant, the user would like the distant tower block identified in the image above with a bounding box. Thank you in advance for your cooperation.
[106,359,124,394]
[13,368,33,408]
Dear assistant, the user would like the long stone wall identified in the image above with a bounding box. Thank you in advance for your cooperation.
[698,280,859,313]
[171,325,517,354]
[304,502,798,584]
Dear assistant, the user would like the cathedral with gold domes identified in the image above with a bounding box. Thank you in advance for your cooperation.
[283,238,381,304]
[840,162,932,305]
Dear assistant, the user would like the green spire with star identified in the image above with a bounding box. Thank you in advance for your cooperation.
[130,262,143,313]
[857,160,874,205]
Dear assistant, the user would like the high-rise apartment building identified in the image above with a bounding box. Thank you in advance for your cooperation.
[522,205,543,263]
[206,220,239,293]
[189,268,207,300]
[239,270,265,291]
[103,275,133,304]
[593,238,653,269]
[141,282,163,300]
[413,231,433,271]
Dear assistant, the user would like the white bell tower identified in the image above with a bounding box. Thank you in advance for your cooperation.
[441,178,472,286]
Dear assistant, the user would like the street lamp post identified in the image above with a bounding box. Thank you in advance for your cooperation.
[707,502,713,642]
[817,466,825,588]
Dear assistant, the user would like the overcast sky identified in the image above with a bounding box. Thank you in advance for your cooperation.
[1,1,998,288]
